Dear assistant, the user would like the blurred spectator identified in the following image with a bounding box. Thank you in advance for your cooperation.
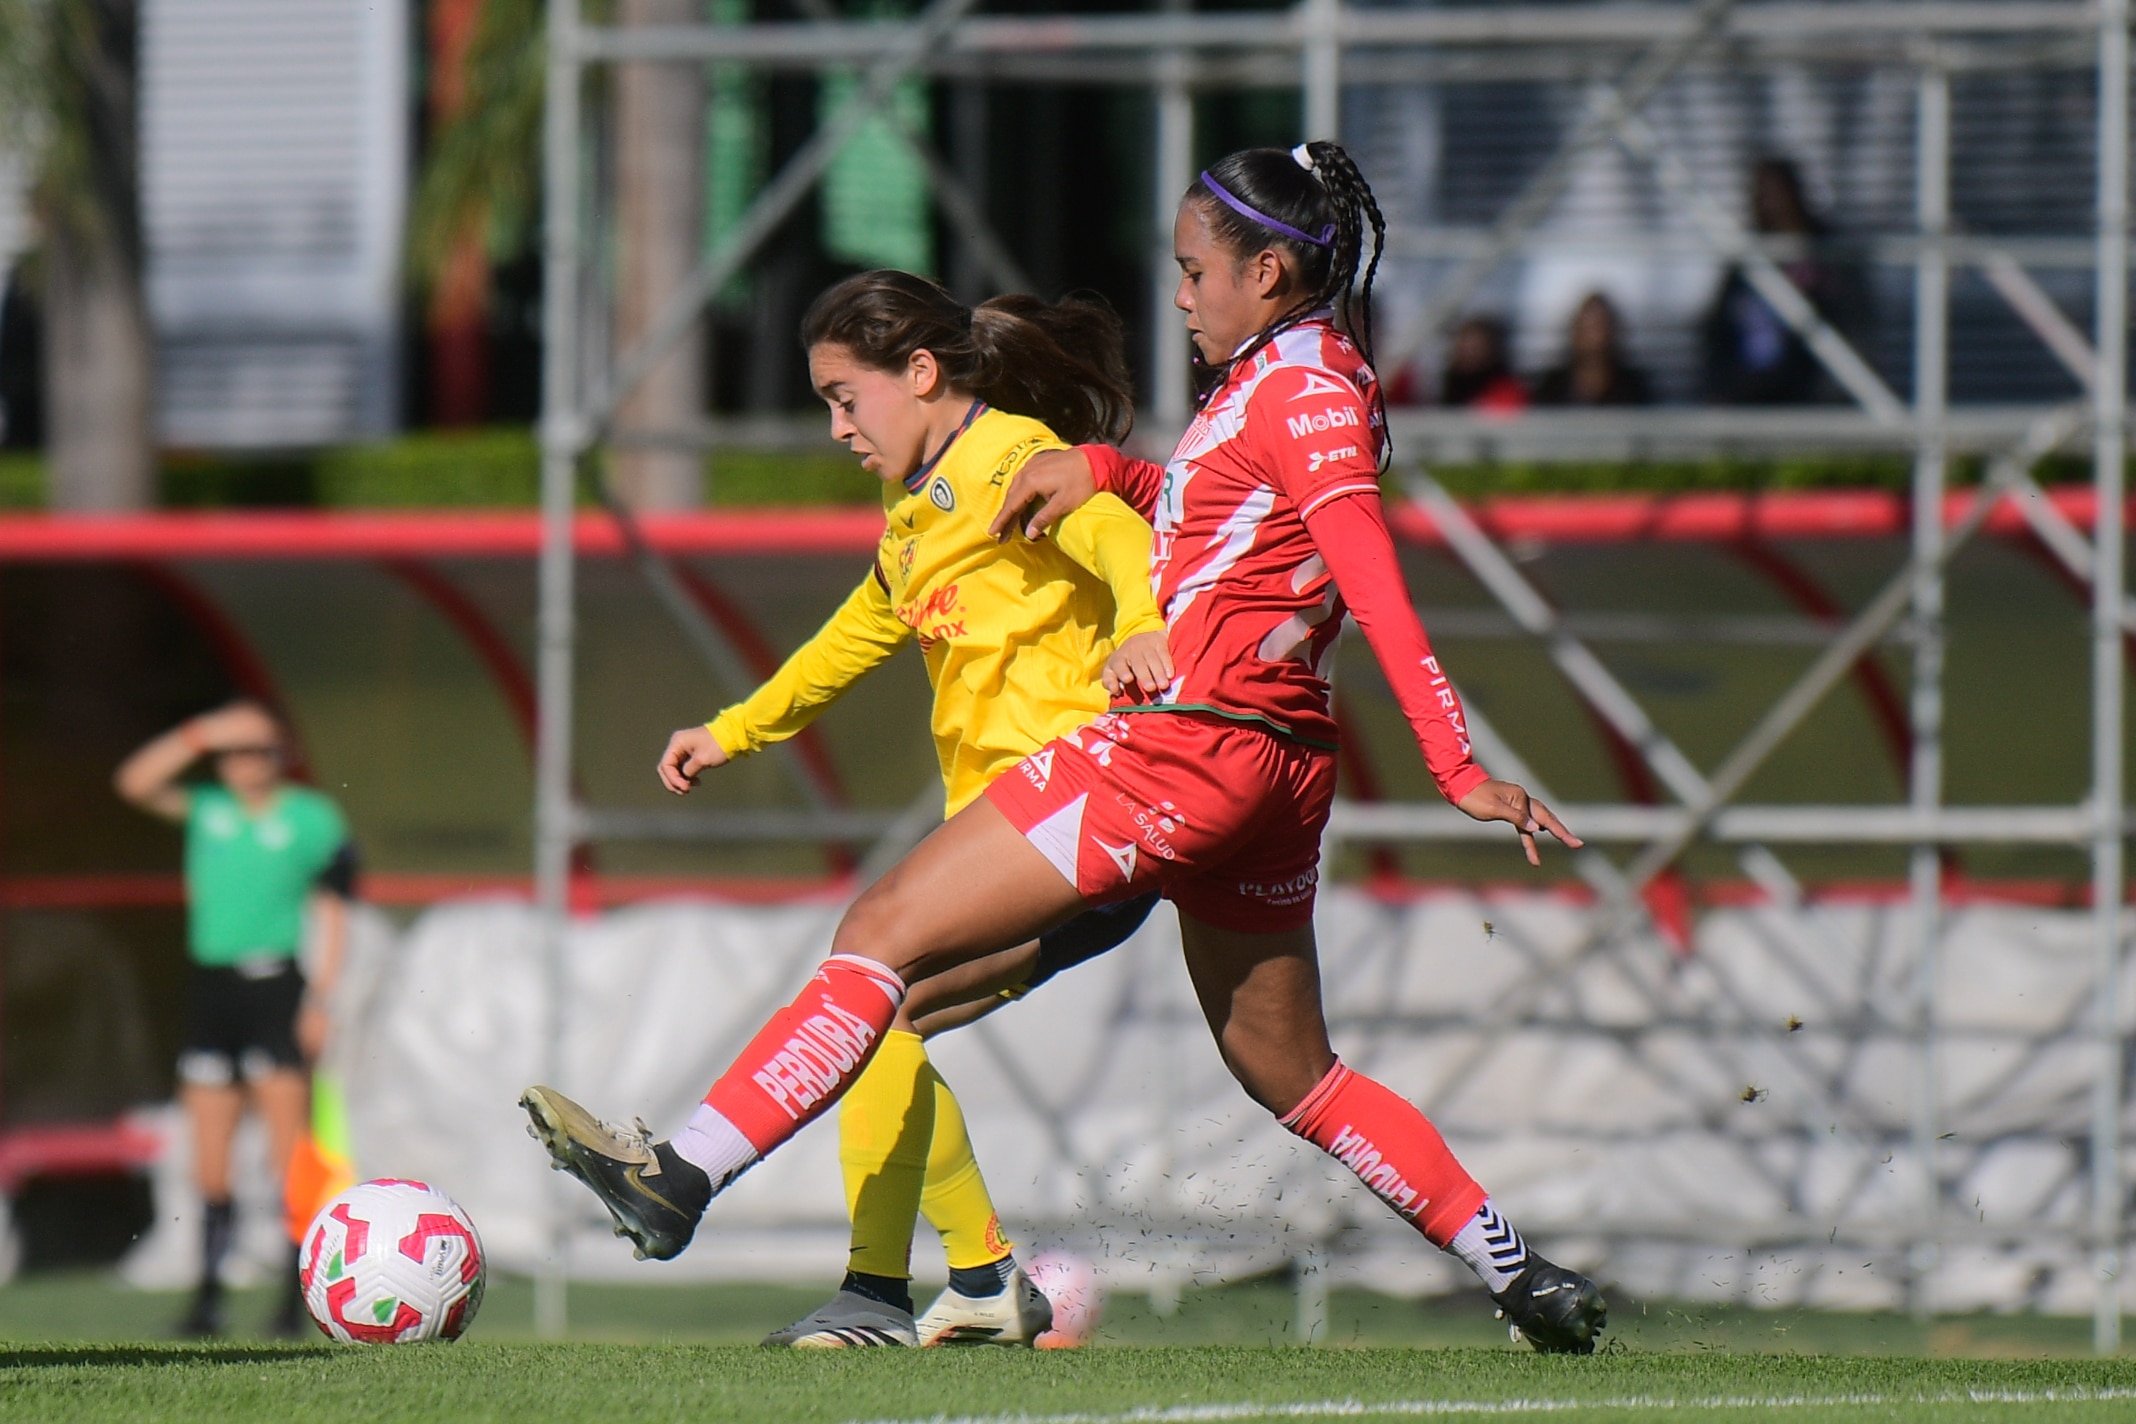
[115,703,355,1339]
[1440,315,1529,413]
[1532,293,1652,407]
[1702,157,1861,404]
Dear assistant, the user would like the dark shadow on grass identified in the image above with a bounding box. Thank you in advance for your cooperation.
[0,1344,338,1369]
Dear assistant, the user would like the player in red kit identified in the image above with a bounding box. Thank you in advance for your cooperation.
[525,141,1605,1353]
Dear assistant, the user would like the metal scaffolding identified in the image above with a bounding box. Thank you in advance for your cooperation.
[535,0,2133,1347]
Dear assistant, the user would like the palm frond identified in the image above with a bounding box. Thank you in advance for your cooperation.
[407,0,546,291]
[0,0,53,144]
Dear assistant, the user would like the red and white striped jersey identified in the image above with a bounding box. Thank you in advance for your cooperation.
[1085,316,1488,803]
[1091,317,1388,748]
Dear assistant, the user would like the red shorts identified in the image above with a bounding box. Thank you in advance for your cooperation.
[984,709,1336,933]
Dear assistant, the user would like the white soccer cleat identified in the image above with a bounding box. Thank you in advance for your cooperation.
[916,1263,1055,1347]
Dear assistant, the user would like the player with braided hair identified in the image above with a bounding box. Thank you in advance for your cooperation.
[1185,142,1387,423]
[525,145,1608,1355]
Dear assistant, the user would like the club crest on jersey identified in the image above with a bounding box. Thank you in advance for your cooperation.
[929,478,955,511]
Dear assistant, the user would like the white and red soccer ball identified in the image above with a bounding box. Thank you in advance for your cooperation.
[1027,1249,1102,1348]
[300,1180,485,1343]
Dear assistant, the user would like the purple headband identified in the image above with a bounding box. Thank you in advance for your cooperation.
[1198,171,1335,249]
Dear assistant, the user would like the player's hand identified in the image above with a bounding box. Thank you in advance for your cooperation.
[1103,630,1174,700]
[989,448,1097,541]
[1457,778,1582,868]
[296,999,331,1062]
[658,726,729,794]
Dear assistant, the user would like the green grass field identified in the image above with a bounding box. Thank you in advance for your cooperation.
[0,1274,2132,1421]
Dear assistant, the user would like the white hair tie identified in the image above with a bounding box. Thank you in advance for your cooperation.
[1292,143,1317,172]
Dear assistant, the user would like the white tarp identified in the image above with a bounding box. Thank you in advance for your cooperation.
[126,888,2136,1315]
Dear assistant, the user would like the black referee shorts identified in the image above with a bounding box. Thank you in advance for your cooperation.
[178,959,307,1087]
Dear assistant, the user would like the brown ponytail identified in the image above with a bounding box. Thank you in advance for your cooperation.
[801,271,1134,446]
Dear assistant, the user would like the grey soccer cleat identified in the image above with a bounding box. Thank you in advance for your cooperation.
[519,1085,711,1262]
[916,1263,1055,1346]
[1490,1254,1607,1355]
[763,1290,918,1348]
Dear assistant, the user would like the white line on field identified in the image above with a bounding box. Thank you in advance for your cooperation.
[841,1385,2136,1424]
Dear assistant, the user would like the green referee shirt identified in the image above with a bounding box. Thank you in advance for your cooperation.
[184,784,350,967]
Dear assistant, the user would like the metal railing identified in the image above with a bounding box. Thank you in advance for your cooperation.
[533,0,2132,1347]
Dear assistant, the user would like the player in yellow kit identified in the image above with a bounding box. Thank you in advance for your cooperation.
[648,271,1169,1347]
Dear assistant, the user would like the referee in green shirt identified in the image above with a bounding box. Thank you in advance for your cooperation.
[117,701,355,1336]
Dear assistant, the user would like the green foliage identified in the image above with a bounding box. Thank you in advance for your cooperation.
[0,432,2115,512]
[706,448,878,506]
[2,0,141,253]
[0,434,881,510]
[310,431,876,508]
[0,0,49,156]
[316,428,545,507]
[1422,452,1924,499]
[406,0,546,292]
[0,451,45,506]
[160,451,318,508]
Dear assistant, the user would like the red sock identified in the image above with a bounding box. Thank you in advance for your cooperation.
[701,953,906,1155]
[1280,1059,1488,1247]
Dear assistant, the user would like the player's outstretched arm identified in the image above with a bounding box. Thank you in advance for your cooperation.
[1456,778,1582,869]
[657,726,731,795]
[991,445,1172,540]
[989,447,1097,541]
[1301,491,1581,865]
[674,573,913,796]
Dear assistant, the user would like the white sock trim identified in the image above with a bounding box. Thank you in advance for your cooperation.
[1446,1199,1529,1294]
[672,1103,759,1189]
[826,952,908,1008]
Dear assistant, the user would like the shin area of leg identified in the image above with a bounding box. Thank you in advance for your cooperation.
[917,1066,1010,1269]
[839,1031,934,1280]
[1279,1059,1488,1247]
[677,799,1083,1181]
[1177,915,1500,1278]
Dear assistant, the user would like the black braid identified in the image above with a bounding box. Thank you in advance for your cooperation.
[1186,142,1390,462]
[1302,139,1389,467]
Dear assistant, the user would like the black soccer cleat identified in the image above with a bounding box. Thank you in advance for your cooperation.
[173,1285,223,1340]
[1490,1254,1606,1355]
[763,1289,919,1348]
[519,1085,712,1262]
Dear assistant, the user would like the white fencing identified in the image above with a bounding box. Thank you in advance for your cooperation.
[124,887,2136,1314]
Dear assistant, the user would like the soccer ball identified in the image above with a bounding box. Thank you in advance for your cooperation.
[299,1179,485,1343]
[1026,1249,1101,1348]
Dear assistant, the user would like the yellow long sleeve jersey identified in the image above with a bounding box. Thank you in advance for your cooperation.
[706,406,1164,815]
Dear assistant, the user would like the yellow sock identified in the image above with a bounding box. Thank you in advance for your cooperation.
[839,1029,933,1279]
[918,1062,1012,1269]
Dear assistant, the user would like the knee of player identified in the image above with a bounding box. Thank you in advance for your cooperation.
[827,890,930,981]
